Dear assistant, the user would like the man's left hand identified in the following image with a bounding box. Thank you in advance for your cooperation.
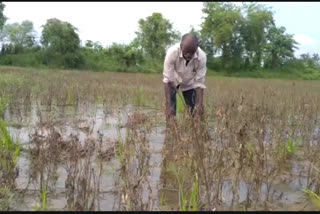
[194,88,204,120]
[194,104,204,116]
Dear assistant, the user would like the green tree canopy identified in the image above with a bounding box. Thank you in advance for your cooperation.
[201,2,244,69]
[264,26,298,69]
[0,20,36,47]
[0,2,6,30]
[41,18,80,54]
[41,18,83,68]
[106,42,143,67]
[241,3,275,67]
[84,40,103,51]
[299,53,320,68]
[135,12,180,59]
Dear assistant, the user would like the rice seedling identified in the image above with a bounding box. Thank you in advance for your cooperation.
[176,91,185,114]
[167,163,200,211]
[280,138,301,159]
[33,184,48,211]
[135,86,148,107]
[0,100,20,188]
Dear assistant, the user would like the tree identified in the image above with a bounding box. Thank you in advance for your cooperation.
[84,40,103,51]
[312,53,320,67]
[41,18,80,53]
[201,2,245,70]
[189,26,215,57]
[0,20,37,54]
[135,12,180,60]
[299,53,320,68]
[241,3,275,68]
[264,26,298,69]
[0,2,6,31]
[41,18,83,68]
[106,42,144,67]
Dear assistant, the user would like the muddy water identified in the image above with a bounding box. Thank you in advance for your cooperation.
[2,103,319,211]
[4,103,166,211]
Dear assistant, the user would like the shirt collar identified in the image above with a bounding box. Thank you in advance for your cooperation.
[179,46,199,59]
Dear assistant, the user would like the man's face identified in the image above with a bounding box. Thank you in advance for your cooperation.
[181,43,197,61]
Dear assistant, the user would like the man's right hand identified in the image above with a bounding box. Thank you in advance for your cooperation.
[165,104,175,121]
[164,82,176,122]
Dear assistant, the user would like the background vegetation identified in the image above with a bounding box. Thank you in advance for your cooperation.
[0,2,320,79]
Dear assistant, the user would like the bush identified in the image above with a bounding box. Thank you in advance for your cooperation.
[0,52,43,67]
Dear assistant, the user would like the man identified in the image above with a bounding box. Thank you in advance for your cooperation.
[163,33,207,121]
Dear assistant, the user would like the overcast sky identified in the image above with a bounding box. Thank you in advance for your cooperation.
[3,2,320,56]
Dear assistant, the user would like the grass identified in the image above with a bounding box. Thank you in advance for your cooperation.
[206,67,320,80]
[303,189,320,209]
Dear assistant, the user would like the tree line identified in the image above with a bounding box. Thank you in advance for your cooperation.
[0,2,319,76]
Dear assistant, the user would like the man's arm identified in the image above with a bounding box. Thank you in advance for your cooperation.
[194,52,207,116]
[194,87,204,117]
[164,82,176,120]
[195,87,204,107]
[163,48,177,121]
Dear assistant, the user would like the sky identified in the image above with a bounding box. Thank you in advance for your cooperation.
[2,2,320,57]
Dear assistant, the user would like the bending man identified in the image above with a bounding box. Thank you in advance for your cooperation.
[163,33,207,121]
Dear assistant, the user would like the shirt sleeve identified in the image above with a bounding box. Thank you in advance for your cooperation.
[163,49,176,84]
[194,54,207,89]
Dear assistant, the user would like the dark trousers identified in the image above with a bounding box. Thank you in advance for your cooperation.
[170,87,196,115]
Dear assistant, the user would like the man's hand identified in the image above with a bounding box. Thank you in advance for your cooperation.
[194,88,204,119]
[164,82,176,122]
[165,103,175,120]
[194,103,204,116]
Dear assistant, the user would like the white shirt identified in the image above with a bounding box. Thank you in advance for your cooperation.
[163,43,207,91]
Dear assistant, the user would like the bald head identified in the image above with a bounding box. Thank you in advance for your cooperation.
[180,33,199,61]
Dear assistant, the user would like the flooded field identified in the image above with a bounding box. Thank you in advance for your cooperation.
[1,66,320,211]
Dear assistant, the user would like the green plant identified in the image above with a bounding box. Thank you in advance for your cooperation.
[177,91,185,114]
[33,184,48,211]
[135,86,147,107]
[0,99,20,211]
[0,187,15,211]
[0,99,21,184]
[280,138,300,158]
[168,163,200,211]
[0,119,21,169]
[303,189,320,209]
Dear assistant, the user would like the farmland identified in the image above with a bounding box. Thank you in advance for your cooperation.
[0,66,320,211]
